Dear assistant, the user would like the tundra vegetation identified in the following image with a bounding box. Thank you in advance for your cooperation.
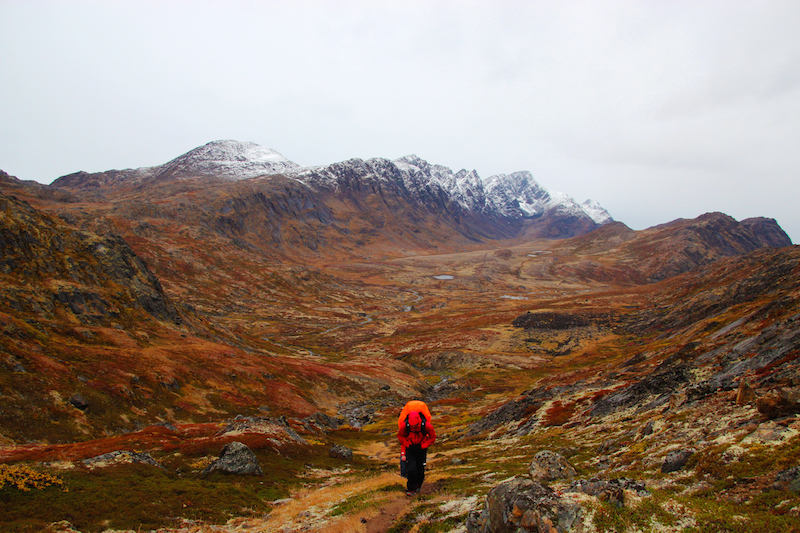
[0,168,798,532]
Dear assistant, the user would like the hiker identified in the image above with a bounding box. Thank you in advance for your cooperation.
[397,400,436,496]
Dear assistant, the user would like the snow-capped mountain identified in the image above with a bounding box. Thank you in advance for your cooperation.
[152,140,301,181]
[392,155,487,212]
[295,149,612,231]
[483,171,612,224]
[53,140,613,240]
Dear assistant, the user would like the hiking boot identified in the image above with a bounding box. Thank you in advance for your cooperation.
[405,490,415,496]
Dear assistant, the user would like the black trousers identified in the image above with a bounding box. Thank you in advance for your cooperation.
[406,444,428,492]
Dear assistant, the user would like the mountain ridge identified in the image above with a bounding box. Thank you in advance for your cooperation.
[51,140,613,242]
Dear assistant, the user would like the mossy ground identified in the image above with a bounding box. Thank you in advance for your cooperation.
[0,428,386,532]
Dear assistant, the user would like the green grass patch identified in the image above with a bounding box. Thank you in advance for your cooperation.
[685,496,800,533]
[692,436,800,482]
[591,495,677,533]
[0,431,386,532]
[0,463,281,532]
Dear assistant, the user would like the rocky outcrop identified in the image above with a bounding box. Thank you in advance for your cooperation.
[82,450,164,470]
[775,466,800,493]
[567,478,649,507]
[588,361,691,417]
[0,192,181,325]
[756,387,800,418]
[464,394,546,438]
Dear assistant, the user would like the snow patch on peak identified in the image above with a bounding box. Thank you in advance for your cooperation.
[195,140,293,164]
[392,155,486,210]
[157,140,302,181]
[581,199,613,224]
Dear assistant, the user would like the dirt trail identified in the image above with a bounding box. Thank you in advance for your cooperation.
[365,482,439,533]
[365,496,409,533]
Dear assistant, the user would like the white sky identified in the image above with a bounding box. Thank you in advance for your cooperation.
[1,0,798,242]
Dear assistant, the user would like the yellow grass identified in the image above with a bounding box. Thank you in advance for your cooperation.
[253,471,401,532]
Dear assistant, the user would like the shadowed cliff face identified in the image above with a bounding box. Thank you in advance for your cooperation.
[0,192,181,326]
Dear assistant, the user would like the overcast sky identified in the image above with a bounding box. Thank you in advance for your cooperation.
[1,1,798,242]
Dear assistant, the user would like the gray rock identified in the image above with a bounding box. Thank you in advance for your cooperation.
[69,393,89,411]
[589,362,691,417]
[329,444,354,461]
[466,477,583,533]
[661,448,695,473]
[304,412,343,432]
[202,441,263,476]
[776,465,800,492]
[567,477,649,507]
[82,450,164,470]
[528,450,577,482]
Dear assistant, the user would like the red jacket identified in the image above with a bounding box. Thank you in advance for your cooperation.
[397,410,436,454]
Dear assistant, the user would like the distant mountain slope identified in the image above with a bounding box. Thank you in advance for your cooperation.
[51,140,612,246]
[621,213,792,281]
[53,140,301,191]
[553,213,792,284]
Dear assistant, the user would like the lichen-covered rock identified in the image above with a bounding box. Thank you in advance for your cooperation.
[466,477,583,533]
[202,441,263,476]
[567,477,649,507]
[528,450,577,482]
[82,450,164,470]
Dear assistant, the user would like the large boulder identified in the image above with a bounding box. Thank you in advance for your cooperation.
[466,477,583,533]
[202,441,263,476]
[528,450,577,482]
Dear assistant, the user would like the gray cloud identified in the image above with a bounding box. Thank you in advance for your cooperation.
[1,0,797,242]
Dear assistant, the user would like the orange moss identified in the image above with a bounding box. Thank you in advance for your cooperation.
[541,401,576,427]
